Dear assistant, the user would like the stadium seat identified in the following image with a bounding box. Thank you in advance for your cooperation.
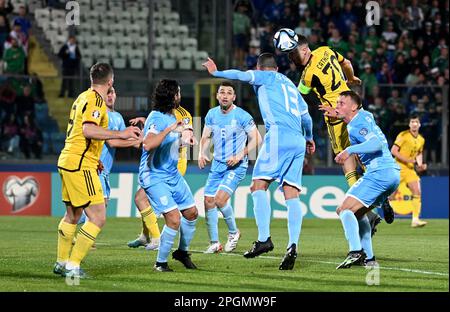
[113,57,127,69]
[161,25,174,37]
[77,23,93,35]
[137,36,149,49]
[51,10,66,21]
[129,58,144,70]
[117,36,133,48]
[35,8,50,23]
[105,11,117,23]
[166,12,180,26]
[86,11,101,22]
[154,37,166,50]
[177,25,189,38]
[165,37,180,49]
[194,51,209,71]
[110,23,126,36]
[101,36,117,48]
[182,38,198,53]
[178,50,193,70]
[126,24,142,36]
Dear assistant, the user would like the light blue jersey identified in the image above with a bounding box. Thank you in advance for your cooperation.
[247,70,309,137]
[346,109,400,208]
[204,105,256,162]
[347,110,399,173]
[100,111,126,174]
[203,105,255,197]
[138,111,180,189]
[212,68,313,189]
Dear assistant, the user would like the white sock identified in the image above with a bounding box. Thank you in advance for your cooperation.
[57,261,67,266]
[138,233,148,242]
[65,261,80,270]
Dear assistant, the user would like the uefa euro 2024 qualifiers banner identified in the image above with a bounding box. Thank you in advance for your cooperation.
[46,173,447,219]
[0,172,447,218]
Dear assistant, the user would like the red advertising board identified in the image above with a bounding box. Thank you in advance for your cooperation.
[0,172,51,216]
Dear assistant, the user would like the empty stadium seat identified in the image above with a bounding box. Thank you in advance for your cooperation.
[178,50,193,70]
[194,51,209,71]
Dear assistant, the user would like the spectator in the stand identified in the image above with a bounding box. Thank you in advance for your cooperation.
[348,34,363,55]
[258,22,274,53]
[9,23,28,55]
[431,39,447,61]
[279,4,296,30]
[1,113,19,155]
[13,5,31,38]
[372,46,387,72]
[360,64,378,97]
[432,45,448,74]
[386,88,402,108]
[376,62,394,84]
[338,2,357,37]
[294,18,311,38]
[420,55,432,77]
[15,84,34,120]
[233,2,251,69]
[0,0,13,28]
[263,0,284,24]
[0,15,9,59]
[3,37,26,74]
[58,35,81,98]
[421,22,436,51]
[405,67,421,85]
[406,48,421,69]
[19,114,42,159]
[365,27,380,50]
[327,29,348,56]
[393,54,409,83]
[382,21,398,51]
[0,82,16,118]
[407,0,424,33]
[245,44,258,70]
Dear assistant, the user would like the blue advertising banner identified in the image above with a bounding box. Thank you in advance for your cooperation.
[51,173,449,219]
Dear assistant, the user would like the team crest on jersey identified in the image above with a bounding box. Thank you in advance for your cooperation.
[92,110,101,119]
[182,117,190,125]
[359,128,368,136]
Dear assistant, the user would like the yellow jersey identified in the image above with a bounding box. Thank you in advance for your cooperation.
[57,88,108,171]
[298,46,350,124]
[393,130,425,170]
[174,105,193,162]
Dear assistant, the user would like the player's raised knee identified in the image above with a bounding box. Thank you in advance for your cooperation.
[214,194,228,208]
[204,196,215,209]
[182,206,198,221]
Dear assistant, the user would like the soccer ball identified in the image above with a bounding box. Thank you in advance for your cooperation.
[273,28,299,52]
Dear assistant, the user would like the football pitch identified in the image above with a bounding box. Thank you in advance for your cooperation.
[0,216,448,292]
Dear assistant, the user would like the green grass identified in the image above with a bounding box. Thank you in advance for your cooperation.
[0,216,447,292]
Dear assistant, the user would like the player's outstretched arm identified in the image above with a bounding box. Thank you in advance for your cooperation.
[340,58,361,86]
[82,122,141,141]
[142,121,182,151]
[202,57,252,82]
[198,126,212,169]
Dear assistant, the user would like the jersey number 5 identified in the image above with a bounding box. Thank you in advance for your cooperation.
[66,104,77,138]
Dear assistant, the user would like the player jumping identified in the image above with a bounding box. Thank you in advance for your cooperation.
[198,81,262,253]
[333,91,400,269]
[285,33,394,232]
[203,54,315,270]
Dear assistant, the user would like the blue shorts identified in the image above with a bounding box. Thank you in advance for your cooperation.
[347,168,400,208]
[253,133,306,190]
[204,159,248,197]
[143,173,196,216]
[99,172,110,199]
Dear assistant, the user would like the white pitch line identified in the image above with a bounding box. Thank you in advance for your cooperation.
[189,249,449,277]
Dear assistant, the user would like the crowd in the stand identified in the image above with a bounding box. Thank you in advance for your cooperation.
[0,1,45,159]
[233,0,449,163]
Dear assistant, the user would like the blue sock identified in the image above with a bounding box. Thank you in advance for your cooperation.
[358,215,374,259]
[78,210,87,225]
[251,190,271,242]
[286,198,303,249]
[205,208,219,243]
[156,225,178,263]
[178,217,197,251]
[219,202,238,234]
[339,210,362,252]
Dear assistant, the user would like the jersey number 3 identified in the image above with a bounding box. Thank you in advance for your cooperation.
[281,84,301,117]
